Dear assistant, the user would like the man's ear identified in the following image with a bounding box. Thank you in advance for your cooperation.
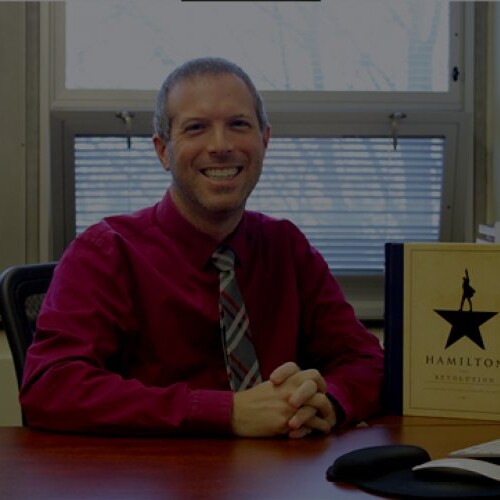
[153,134,170,171]
[262,125,271,150]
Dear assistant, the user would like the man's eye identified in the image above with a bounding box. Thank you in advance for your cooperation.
[185,123,205,133]
[231,120,251,128]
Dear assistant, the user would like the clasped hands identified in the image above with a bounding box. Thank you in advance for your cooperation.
[231,361,336,438]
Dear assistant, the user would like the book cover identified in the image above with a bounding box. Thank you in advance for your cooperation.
[384,242,500,420]
[383,242,404,414]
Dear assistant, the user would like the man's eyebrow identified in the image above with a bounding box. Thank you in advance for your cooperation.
[175,113,255,126]
[178,116,206,122]
[173,116,206,128]
[230,113,254,119]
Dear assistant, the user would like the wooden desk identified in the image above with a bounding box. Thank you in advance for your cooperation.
[1,416,499,499]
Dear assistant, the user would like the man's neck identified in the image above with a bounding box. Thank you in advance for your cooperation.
[195,215,242,243]
[170,192,244,243]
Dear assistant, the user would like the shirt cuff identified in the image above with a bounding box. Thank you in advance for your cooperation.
[187,389,234,435]
[326,381,350,428]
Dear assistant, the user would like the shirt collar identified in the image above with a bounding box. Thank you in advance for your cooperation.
[155,190,251,270]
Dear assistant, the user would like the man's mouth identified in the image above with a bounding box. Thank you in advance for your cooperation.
[201,167,241,180]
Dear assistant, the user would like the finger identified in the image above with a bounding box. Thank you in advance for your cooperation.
[300,369,327,393]
[302,393,336,423]
[288,427,312,439]
[288,405,317,430]
[269,361,300,385]
[288,379,318,408]
[303,415,333,434]
[284,368,327,394]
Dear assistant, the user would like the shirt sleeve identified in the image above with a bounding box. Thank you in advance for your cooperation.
[20,225,233,435]
[288,222,385,426]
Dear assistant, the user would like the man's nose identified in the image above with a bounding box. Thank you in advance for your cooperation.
[207,126,233,157]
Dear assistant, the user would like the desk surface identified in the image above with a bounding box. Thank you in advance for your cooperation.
[1,416,500,499]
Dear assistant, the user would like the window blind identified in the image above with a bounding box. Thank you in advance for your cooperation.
[74,136,444,272]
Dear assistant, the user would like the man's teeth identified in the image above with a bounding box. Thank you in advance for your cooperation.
[203,167,239,179]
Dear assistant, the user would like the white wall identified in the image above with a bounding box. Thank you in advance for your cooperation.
[0,332,22,425]
[0,2,26,425]
[0,6,26,269]
[488,3,500,222]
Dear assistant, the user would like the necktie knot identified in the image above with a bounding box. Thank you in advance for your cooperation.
[212,246,235,273]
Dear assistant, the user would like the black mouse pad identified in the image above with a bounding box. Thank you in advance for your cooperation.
[326,444,500,498]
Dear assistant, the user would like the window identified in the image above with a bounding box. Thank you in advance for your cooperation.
[64,0,450,92]
[48,1,476,319]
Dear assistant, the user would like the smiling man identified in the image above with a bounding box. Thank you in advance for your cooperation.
[20,58,384,437]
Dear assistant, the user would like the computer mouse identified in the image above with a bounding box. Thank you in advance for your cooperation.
[413,458,500,483]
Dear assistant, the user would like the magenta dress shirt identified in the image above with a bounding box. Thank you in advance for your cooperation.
[20,191,384,435]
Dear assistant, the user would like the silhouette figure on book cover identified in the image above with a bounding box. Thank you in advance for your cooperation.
[459,268,475,312]
[434,268,496,350]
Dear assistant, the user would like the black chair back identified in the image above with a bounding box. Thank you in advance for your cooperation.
[0,263,56,388]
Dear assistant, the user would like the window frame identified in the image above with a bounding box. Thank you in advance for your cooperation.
[46,1,478,320]
[49,2,466,111]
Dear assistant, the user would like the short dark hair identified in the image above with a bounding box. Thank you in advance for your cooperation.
[153,57,268,140]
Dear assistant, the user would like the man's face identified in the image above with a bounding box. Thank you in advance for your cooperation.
[154,73,270,228]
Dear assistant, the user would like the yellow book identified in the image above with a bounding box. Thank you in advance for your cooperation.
[384,242,500,420]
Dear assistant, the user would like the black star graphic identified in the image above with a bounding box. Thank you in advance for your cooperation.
[434,310,497,349]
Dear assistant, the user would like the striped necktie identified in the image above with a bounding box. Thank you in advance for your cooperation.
[212,246,262,392]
